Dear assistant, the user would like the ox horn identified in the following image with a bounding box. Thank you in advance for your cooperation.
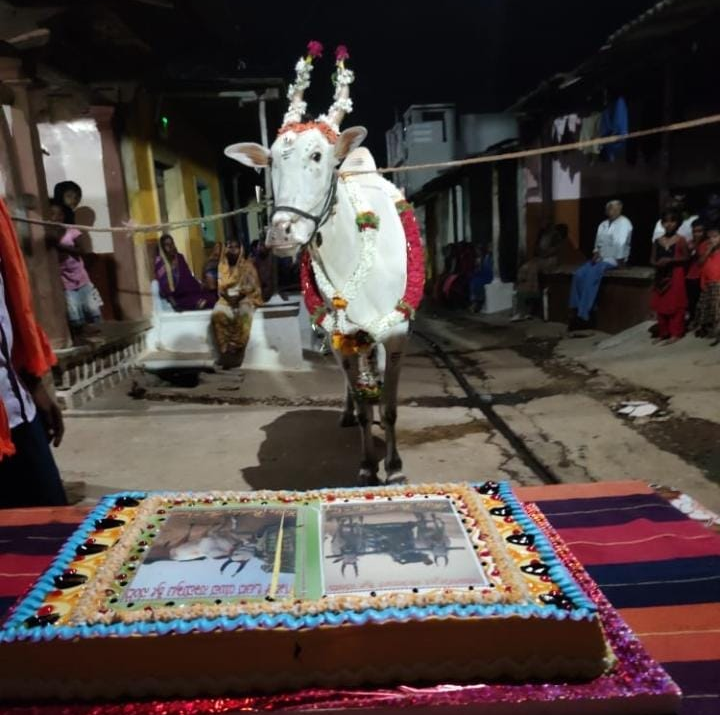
[282,40,323,127]
[322,45,354,132]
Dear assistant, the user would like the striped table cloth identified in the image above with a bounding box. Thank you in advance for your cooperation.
[1,481,718,714]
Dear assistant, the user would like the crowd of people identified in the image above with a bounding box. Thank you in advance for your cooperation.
[567,195,720,344]
[153,233,264,369]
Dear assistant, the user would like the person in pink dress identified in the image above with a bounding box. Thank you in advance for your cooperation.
[47,199,101,342]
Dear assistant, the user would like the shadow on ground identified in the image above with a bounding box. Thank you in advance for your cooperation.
[242,409,384,491]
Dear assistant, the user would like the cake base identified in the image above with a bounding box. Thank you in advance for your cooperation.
[1,501,680,715]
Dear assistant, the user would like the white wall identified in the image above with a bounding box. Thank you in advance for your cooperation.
[38,118,113,253]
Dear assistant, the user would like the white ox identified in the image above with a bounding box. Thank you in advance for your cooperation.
[225,47,418,484]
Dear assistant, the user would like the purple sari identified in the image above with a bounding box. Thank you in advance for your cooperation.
[154,253,217,311]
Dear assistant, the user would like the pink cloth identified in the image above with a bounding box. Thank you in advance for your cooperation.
[58,229,90,291]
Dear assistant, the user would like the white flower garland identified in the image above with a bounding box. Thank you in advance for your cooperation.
[319,67,355,133]
[283,59,313,126]
[312,178,379,336]
[312,179,410,343]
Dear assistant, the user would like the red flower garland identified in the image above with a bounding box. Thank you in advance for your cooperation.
[396,206,425,318]
[300,202,425,331]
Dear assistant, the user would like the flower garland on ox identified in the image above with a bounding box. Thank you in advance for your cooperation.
[300,199,425,401]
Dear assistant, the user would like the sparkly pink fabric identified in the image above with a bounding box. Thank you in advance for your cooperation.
[5,503,680,715]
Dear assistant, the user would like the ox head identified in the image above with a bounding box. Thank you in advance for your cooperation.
[225,43,367,258]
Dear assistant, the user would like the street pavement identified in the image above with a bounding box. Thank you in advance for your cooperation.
[55,313,720,515]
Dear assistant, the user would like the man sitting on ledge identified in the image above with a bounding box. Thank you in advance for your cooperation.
[569,199,633,329]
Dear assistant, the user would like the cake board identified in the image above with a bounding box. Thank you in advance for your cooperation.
[1,499,680,715]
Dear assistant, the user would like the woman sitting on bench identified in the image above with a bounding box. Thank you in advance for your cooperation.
[154,234,217,312]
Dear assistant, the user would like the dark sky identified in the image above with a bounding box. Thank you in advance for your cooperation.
[171,0,659,158]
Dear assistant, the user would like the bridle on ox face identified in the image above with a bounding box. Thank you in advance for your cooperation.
[269,171,339,241]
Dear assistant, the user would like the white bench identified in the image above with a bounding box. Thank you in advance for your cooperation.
[141,281,309,371]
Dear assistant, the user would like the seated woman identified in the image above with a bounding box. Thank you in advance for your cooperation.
[154,234,217,311]
[211,238,263,369]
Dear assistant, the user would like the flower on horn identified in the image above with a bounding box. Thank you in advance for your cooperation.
[282,42,322,128]
[307,40,324,60]
[319,45,355,133]
[335,45,350,64]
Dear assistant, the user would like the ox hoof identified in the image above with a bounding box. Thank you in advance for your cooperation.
[339,412,358,428]
[359,466,380,487]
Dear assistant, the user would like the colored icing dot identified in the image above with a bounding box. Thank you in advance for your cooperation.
[37,605,54,616]
[49,590,63,598]
[165,601,175,606]
[468,585,474,591]
[144,606,153,612]
[127,602,135,608]
[110,598,118,604]
[139,538,148,544]
[105,589,115,596]
[214,599,222,605]
[370,591,376,597]
[157,509,166,515]
[412,588,418,593]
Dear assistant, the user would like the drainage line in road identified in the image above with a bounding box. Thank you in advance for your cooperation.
[414,330,562,486]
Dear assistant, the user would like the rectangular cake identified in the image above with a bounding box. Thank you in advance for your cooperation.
[0,482,612,700]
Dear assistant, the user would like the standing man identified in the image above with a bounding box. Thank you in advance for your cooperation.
[0,198,66,508]
[569,199,633,327]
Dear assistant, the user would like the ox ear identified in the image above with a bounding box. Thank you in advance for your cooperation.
[224,142,270,168]
[335,126,368,161]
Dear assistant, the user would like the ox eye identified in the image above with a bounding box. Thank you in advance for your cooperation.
[311,151,322,163]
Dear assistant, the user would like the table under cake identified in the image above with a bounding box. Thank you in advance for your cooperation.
[1,480,718,715]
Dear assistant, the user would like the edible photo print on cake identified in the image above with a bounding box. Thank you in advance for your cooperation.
[322,499,488,595]
[121,507,297,604]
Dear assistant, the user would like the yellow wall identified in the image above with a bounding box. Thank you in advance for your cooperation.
[180,159,225,274]
[122,92,225,288]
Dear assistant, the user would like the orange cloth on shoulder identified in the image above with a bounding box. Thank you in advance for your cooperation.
[0,199,57,458]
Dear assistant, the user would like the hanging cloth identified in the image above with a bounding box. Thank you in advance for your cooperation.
[600,97,629,161]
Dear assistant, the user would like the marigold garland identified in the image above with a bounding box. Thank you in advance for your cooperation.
[277,121,339,144]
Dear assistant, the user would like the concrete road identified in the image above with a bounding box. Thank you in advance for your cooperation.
[56,317,720,515]
[56,338,535,501]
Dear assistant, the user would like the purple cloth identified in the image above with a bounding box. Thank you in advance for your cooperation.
[154,253,217,311]
[58,229,91,291]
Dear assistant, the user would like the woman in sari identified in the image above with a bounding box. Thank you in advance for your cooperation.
[154,234,217,311]
[212,238,263,368]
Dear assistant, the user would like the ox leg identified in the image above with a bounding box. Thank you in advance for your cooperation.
[339,383,357,427]
[338,352,378,485]
[382,336,407,484]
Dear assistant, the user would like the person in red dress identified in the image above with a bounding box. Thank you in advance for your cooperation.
[696,225,720,344]
[650,210,689,344]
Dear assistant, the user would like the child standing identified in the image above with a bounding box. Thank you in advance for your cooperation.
[686,218,708,327]
[47,199,102,342]
[695,225,720,344]
[651,210,689,344]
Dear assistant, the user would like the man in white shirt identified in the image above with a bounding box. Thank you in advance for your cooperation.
[569,200,633,324]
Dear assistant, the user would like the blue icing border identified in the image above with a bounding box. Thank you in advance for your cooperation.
[0,491,146,633]
[0,484,597,644]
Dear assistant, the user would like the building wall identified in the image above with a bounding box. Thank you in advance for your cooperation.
[38,119,113,253]
[121,92,225,303]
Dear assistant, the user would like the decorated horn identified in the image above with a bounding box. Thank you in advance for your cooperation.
[321,46,354,132]
[282,40,324,127]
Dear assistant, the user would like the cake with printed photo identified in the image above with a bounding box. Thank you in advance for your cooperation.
[0,482,613,700]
